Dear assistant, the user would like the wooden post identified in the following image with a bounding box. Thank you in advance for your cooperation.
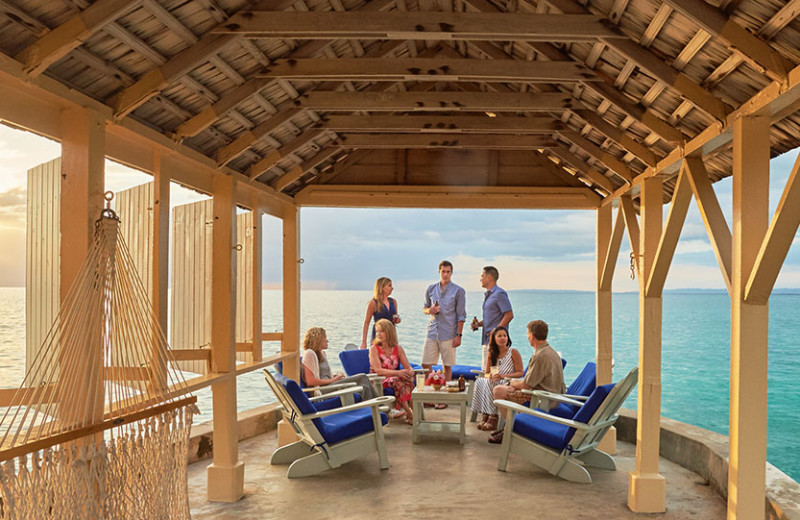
[252,195,263,363]
[595,204,615,453]
[151,152,169,390]
[207,174,244,502]
[59,107,105,425]
[628,176,666,513]
[278,203,301,446]
[729,115,769,520]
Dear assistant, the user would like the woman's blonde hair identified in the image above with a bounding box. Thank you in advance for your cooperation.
[303,327,327,360]
[372,319,398,348]
[373,277,392,306]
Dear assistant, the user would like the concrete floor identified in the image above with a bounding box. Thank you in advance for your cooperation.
[188,408,726,519]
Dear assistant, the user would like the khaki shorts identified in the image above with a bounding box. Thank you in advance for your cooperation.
[421,338,456,366]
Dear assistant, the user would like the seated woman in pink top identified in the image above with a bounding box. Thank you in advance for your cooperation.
[369,319,414,424]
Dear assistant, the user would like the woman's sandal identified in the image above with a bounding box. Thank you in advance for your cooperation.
[481,416,499,432]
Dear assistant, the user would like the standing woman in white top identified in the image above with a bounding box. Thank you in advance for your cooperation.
[360,277,401,349]
[302,327,378,400]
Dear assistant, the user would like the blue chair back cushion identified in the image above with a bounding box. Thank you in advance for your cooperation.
[274,371,386,444]
[548,362,598,418]
[276,361,307,388]
[513,383,615,450]
[339,349,371,376]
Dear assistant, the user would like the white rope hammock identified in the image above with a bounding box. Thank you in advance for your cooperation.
[0,198,197,519]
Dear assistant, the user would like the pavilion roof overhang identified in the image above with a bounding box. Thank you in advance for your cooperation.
[0,0,799,209]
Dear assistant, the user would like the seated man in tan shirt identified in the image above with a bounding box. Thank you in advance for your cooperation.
[489,319,565,443]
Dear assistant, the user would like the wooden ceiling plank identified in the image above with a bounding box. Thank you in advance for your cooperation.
[15,0,141,77]
[571,108,658,167]
[257,58,598,82]
[214,12,626,41]
[216,108,304,165]
[246,129,327,179]
[663,0,793,81]
[543,0,731,122]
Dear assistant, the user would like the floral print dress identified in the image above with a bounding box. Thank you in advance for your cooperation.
[376,345,413,406]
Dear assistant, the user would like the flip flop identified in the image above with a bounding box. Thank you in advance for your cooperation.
[435,403,448,410]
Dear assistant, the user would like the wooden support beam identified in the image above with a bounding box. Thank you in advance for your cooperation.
[150,151,169,390]
[600,207,625,291]
[570,109,658,167]
[549,145,616,193]
[558,130,634,183]
[15,0,139,77]
[281,204,301,385]
[251,198,263,362]
[317,114,561,133]
[262,332,284,341]
[273,145,341,192]
[296,91,573,112]
[245,129,326,179]
[257,58,598,82]
[683,156,733,295]
[746,152,800,304]
[215,12,627,41]
[663,0,792,81]
[543,0,731,121]
[337,133,556,149]
[729,115,770,520]
[168,349,212,362]
[295,185,602,209]
[619,194,640,264]
[628,175,666,514]
[645,166,692,297]
[208,174,244,502]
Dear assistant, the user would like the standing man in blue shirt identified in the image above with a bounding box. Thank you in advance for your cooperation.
[422,260,467,385]
[471,266,514,370]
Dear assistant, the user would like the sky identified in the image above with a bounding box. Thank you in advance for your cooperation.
[1,122,800,292]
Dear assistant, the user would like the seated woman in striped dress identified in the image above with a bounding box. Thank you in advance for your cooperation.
[471,326,524,432]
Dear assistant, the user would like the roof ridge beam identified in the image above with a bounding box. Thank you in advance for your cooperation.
[15,0,141,77]
[542,0,732,122]
[663,0,792,81]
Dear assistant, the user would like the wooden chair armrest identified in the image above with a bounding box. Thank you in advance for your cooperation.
[307,386,362,402]
[301,381,357,394]
[528,390,585,407]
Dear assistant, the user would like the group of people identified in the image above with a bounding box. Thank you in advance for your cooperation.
[300,260,566,443]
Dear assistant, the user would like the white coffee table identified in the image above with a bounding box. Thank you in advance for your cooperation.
[411,383,473,444]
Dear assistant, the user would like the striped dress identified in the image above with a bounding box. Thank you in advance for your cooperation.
[471,348,517,415]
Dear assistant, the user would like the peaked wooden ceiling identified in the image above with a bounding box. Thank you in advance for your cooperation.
[1,0,800,205]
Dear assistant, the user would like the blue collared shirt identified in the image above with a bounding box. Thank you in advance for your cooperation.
[423,281,466,340]
[482,285,513,344]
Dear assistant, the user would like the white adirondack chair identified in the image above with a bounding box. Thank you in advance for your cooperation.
[495,367,639,483]
[264,369,395,478]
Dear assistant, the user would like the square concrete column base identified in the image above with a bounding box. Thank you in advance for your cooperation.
[597,426,617,455]
[277,419,298,447]
[628,471,666,513]
[207,461,245,502]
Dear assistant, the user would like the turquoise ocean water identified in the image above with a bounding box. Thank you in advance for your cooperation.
[1,287,798,480]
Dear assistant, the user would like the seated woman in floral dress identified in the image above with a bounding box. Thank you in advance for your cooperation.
[368,318,414,424]
[471,326,524,432]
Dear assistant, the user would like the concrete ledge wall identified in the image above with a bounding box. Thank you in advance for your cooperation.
[617,409,800,520]
[188,403,282,464]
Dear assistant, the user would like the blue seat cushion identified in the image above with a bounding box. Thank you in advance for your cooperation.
[513,414,572,450]
[320,408,389,445]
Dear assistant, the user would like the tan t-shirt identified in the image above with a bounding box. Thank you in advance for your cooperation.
[522,343,566,394]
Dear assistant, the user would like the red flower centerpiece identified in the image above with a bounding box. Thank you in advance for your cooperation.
[426,370,446,391]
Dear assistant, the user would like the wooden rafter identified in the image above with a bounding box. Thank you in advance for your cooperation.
[620,194,640,263]
[214,12,628,41]
[273,146,342,193]
[294,91,573,111]
[558,130,634,183]
[600,207,626,291]
[543,0,731,122]
[663,0,792,82]
[316,114,562,133]
[246,129,327,180]
[548,146,616,194]
[15,0,140,77]
[569,109,658,167]
[256,58,599,82]
[336,133,556,149]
